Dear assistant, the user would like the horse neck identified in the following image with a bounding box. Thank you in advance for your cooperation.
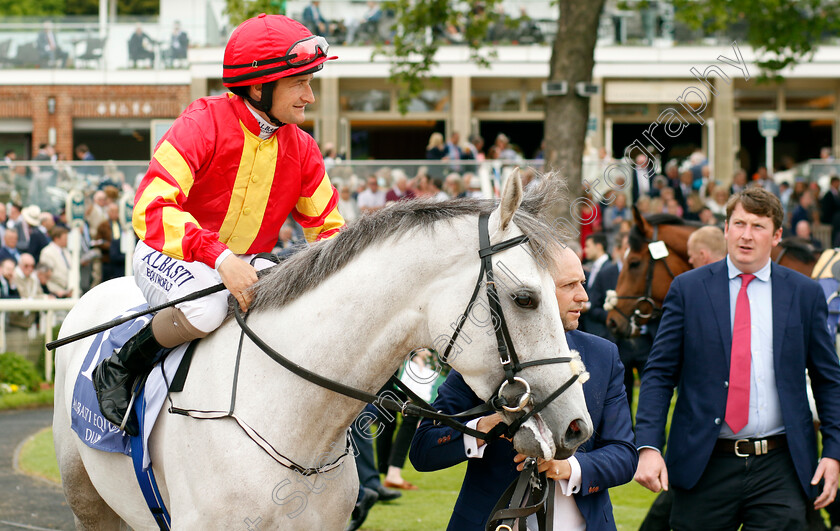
[231,218,476,460]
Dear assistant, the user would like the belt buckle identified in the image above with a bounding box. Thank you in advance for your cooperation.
[734,438,750,457]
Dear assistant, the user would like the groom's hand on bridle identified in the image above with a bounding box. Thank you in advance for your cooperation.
[513,454,572,480]
[476,413,511,447]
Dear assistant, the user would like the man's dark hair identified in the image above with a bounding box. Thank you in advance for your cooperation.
[431,177,444,190]
[831,176,840,186]
[585,232,609,254]
[3,149,14,157]
[725,186,784,231]
[48,226,68,240]
[38,143,47,150]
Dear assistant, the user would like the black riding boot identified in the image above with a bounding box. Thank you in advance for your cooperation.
[92,322,168,436]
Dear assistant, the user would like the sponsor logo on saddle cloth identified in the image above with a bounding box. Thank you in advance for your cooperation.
[70,305,188,469]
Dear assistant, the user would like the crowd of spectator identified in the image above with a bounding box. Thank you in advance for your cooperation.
[0,148,135,334]
[296,1,546,46]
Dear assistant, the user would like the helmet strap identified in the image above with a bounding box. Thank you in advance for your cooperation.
[246,81,285,127]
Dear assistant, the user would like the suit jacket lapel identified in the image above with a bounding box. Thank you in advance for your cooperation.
[704,260,732,365]
[771,263,792,361]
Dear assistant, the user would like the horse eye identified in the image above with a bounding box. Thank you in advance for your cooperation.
[513,293,535,308]
[628,260,641,270]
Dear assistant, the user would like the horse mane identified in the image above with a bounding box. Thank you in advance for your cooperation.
[247,175,571,312]
[778,237,819,264]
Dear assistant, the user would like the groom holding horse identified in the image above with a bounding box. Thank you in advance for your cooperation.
[92,14,345,435]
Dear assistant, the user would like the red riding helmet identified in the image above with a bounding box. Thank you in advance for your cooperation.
[222,13,337,88]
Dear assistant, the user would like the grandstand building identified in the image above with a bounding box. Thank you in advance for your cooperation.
[1,0,838,182]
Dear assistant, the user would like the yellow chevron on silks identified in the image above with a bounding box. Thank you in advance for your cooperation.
[133,177,183,240]
[302,206,344,242]
[160,206,198,260]
[296,173,334,218]
[153,140,194,196]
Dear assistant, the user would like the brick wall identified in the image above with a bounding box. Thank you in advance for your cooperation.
[0,85,191,159]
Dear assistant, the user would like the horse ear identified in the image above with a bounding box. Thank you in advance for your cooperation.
[632,205,646,231]
[498,168,524,232]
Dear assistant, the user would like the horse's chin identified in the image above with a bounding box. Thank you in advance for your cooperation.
[511,415,556,461]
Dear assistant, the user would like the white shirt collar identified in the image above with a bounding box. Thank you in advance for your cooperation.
[245,104,279,140]
[726,255,771,282]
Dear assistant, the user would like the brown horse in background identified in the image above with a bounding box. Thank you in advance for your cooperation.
[606,208,820,339]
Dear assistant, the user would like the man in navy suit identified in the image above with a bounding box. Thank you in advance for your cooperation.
[634,187,840,530]
[410,246,637,530]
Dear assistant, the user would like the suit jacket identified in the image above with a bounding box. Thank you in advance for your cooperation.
[302,4,327,33]
[410,331,637,531]
[38,242,70,295]
[0,246,20,264]
[27,228,49,263]
[635,259,840,496]
[582,262,619,340]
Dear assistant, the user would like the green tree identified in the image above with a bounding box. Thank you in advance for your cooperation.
[670,0,840,73]
[61,0,158,16]
[0,0,63,16]
[225,0,284,26]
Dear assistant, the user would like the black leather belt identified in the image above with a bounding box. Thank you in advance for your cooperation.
[714,435,787,457]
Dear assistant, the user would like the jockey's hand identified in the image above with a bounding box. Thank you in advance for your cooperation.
[635,447,669,493]
[218,254,258,312]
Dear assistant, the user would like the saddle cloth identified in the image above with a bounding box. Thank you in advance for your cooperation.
[70,305,188,470]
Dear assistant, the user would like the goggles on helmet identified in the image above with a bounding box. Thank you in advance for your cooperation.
[223,35,331,85]
[286,36,329,67]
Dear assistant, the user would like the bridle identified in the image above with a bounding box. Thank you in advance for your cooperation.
[606,225,677,334]
[440,212,582,436]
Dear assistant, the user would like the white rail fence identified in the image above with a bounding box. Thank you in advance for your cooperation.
[0,298,77,382]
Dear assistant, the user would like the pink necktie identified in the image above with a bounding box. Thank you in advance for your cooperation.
[725,273,755,433]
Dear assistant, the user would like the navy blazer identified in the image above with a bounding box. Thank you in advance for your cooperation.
[635,259,840,496]
[410,331,637,531]
[582,262,619,340]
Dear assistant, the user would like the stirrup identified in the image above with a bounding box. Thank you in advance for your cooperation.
[120,385,139,432]
[119,374,146,434]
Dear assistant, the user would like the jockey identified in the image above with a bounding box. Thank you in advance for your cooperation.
[93,13,345,436]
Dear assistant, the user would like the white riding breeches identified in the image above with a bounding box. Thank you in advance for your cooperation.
[133,241,274,334]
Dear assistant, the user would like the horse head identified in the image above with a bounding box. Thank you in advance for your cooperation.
[606,207,693,338]
[432,171,593,460]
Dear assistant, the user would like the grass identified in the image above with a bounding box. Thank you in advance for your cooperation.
[18,426,61,484]
[0,388,53,410]
[360,461,659,531]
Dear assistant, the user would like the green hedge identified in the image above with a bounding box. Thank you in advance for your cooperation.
[0,352,42,392]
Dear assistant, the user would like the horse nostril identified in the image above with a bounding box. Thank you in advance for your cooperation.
[565,418,587,444]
